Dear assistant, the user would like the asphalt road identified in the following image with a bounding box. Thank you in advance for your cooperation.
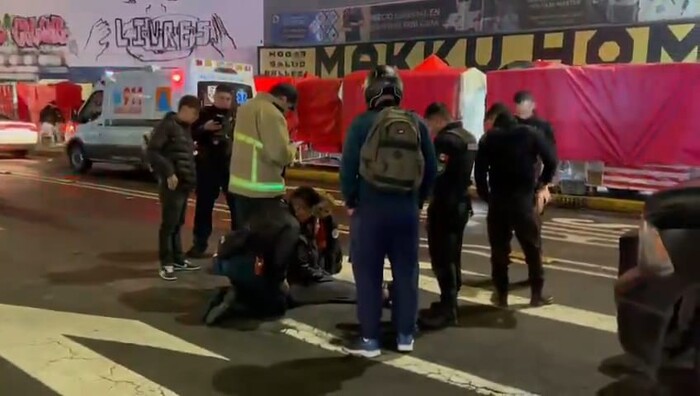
[0,156,678,395]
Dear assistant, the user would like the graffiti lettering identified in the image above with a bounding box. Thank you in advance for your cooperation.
[84,13,236,63]
[10,15,69,48]
[114,17,211,52]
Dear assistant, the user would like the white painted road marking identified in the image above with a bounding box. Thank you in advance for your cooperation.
[1,172,620,334]
[1,170,634,246]
[0,303,227,395]
[0,172,624,394]
[280,319,538,395]
[335,259,617,334]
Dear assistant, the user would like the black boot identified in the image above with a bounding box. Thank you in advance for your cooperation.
[490,291,509,308]
[418,299,458,330]
[530,282,553,307]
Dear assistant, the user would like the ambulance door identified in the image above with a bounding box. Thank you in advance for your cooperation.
[101,78,153,165]
[73,90,105,160]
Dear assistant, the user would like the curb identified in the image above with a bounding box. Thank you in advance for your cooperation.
[286,167,644,214]
[31,148,65,158]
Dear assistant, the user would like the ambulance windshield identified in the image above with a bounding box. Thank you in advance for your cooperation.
[197,81,253,108]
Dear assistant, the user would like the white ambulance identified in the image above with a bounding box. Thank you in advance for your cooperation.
[66,59,256,173]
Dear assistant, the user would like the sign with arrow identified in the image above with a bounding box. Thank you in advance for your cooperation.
[0,303,227,395]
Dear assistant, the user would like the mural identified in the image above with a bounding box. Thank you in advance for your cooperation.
[1,0,262,80]
[84,0,237,63]
[0,13,77,79]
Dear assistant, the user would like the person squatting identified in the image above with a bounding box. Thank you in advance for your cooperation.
[162,70,558,358]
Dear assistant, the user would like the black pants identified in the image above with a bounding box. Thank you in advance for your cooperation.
[193,168,236,250]
[427,199,471,308]
[234,194,300,285]
[487,196,544,295]
[158,186,189,266]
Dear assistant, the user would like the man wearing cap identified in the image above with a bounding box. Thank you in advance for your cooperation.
[228,83,300,291]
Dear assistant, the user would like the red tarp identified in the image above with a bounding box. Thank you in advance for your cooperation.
[487,63,700,167]
[14,82,82,123]
[341,65,462,146]
[295,78,342,152]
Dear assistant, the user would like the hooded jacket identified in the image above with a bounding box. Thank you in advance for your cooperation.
[229,93,296,198]
[147,112,197,189]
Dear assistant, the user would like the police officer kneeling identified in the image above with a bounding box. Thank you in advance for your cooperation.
[419,102,477,329]
[475,106,557,308]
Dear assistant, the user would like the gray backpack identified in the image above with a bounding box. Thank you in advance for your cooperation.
[359,107,424,193]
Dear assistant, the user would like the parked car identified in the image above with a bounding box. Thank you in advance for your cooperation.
[0,114,38,158]
[615,179,700,387]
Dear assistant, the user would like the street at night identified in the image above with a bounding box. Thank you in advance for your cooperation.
[0,156,687,395]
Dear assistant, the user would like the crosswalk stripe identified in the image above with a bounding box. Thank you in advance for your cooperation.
[335,259,617,334]
[279,319,537,395]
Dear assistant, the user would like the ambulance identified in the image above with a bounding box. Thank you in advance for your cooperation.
[66,59,256,173]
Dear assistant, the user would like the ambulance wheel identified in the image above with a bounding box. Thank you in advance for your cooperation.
[68,142,92,173]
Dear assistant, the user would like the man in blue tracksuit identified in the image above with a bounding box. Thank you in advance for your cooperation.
[340,65,437,357]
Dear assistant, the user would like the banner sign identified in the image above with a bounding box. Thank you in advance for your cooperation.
[516,0,608,30]
[258,21,699,78]
[270,11,344,45]
[368,0,480,41]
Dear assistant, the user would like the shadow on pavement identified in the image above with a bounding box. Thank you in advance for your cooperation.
[0,201,79,231]
[454,304,517,329]
[212,356,374,396]
[597,353,696,395]
[98,250,159,263]
[118,286,272,331]
[45,250,160,285]
[462,276,530,291]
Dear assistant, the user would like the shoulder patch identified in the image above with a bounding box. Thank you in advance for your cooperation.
[331,228,340,239]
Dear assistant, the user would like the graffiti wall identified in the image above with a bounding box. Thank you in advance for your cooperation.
[1,0,262,80]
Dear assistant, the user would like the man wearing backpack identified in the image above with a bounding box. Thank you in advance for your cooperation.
[340,65,438,357]
[419,102,477,329]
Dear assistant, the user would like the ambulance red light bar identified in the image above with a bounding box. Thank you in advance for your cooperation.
[171,69,183,83]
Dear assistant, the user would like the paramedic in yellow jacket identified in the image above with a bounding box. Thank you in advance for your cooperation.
[229,83,299,227]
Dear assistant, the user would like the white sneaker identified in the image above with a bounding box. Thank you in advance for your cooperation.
[159,265,177,281]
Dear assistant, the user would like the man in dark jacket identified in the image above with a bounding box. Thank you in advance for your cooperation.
[513,91,556,147]
[187,84,237,258]
[340,65,437,357]
[148,95,202,281]
[474,106,557,308]
[419,102,477,329]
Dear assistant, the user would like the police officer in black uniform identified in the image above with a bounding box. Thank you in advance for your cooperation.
[419,102,477,329]
[187,84,237,258]
[475,105,557,308]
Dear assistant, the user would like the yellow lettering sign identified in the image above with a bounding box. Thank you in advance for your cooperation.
[258,22,699,78]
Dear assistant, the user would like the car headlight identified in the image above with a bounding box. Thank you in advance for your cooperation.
[637,219,674,276]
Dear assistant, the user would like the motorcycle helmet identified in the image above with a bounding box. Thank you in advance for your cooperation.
[364,65,403,109]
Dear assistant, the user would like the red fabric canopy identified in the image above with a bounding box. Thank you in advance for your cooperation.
[413,55,450,72]
[341,68,461,146]
[487,63,700,166]
[295,78,343,152]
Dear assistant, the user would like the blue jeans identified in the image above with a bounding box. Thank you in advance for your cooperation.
[350,205,420,339]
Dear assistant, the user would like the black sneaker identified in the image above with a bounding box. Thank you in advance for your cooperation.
[185,247,210,259]
[173,260,201,271]
[159,265,177,281]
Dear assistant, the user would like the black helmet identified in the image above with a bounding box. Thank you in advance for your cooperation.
[364,65,403,109]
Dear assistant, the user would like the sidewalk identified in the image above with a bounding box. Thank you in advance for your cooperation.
[31,144,65,158]
[286,165,645,214]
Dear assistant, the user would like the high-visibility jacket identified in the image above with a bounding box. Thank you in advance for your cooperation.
[229,93,296,198]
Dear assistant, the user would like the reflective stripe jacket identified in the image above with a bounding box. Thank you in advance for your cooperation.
[229,93,296,198]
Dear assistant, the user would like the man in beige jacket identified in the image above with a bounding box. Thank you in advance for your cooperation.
[229,83,298,224]
[228,83,300,291]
